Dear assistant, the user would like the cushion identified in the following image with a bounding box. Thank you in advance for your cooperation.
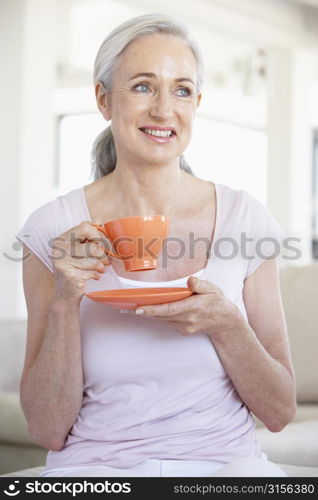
[0,445,46,476]
[0,391,34,444]
[293,404,318,422]
[280,265,318,403]
[0,321,26,391]
[277,463,318,477]
[0,465,44,477]
[256,419,318,467]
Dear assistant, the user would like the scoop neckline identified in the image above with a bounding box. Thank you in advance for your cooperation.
[81,181,220,287]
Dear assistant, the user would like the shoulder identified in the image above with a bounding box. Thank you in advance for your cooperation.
[54,187,88,230]
[22,187,85,231]
[214,183,285,279]
[216,182,285,240]
[15,187,86,272]
[18,198,56,239]
[216,182,262,212]
[216,183,275,224]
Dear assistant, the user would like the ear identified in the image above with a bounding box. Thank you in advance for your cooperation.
[95,82,112,121]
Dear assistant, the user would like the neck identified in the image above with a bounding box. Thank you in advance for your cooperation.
[106,161,190,216]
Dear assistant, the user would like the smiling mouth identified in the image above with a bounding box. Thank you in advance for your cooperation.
[139,127,176,138]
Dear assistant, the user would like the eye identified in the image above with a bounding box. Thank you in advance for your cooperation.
[176,87,192,97]
[133,83,150,93]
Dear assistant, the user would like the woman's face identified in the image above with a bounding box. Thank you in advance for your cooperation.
[96,33,201,168]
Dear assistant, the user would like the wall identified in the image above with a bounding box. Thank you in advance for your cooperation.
[0,0,58,319]
[0,1,24,319]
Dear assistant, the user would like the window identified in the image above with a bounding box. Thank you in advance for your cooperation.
[57,113,105,195]
[185,117,267,203]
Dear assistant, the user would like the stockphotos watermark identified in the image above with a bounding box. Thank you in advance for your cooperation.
[3,479,131,496]
[4,232,302,266]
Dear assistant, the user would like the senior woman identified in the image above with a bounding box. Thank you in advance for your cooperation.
[16,13,296,477]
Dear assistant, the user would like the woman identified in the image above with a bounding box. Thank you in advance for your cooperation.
[16,13,296,477]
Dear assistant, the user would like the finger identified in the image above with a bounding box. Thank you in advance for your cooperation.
[91,218,104,226]
[135,290,206,317]
[75,221,107,244]
[87,224,113,264]
[187,276,221,294]
[71,257,106,273]
[136,289,221,319]
[54,222,112,264]
[136,300,182,317]
[55,223,106,254]
[53,222,104,251]
[79,270,102,281]
[71,241,111,264]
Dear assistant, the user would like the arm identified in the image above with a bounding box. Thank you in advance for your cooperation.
[20,221,110,450]
[210,258,297,432]
[134,259,297,432]
[20,247,84,451]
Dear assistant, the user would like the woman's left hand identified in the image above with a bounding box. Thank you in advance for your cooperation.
[131,276,245,339]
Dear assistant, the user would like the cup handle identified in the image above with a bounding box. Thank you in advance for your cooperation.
[92,223,121,260]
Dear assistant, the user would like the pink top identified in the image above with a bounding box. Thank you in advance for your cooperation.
[16,182,285,472]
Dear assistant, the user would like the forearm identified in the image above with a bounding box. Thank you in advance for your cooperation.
[210,320,296,432]
[20,295,83,450]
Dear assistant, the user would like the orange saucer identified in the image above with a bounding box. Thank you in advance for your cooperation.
[85,287,193,309]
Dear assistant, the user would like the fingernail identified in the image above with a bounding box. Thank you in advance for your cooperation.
[135,309,144,315]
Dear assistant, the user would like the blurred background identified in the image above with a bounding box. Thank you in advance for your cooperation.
[1,0,318,477]
[1,0,318,319]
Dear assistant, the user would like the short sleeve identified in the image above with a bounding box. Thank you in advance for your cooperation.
[15,200,57,273]
[244,193,286,279]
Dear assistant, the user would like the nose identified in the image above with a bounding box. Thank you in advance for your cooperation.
[149,89,174,121]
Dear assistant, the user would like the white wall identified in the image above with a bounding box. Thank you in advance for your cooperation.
[0,1,25,319]
[0,0,59,319]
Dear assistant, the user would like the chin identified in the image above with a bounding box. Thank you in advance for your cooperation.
[144,157,178,167]
[143,149,181,164]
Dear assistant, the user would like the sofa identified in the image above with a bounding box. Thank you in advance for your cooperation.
[0,264,318,477]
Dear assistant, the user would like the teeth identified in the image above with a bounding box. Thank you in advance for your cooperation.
[142,128,173,137]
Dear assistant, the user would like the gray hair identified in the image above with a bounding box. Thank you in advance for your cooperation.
[91,13,205,180]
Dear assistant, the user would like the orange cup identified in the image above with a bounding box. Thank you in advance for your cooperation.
[93,215,169,272]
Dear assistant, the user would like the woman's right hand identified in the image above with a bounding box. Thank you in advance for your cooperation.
[51,221,111,303]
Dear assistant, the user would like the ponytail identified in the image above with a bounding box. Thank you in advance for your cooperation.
[91,126,116,179]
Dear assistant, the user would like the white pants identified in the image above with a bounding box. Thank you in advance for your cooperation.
[41,454,287,477]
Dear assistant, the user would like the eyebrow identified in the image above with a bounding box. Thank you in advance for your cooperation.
[129,72,195,86]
